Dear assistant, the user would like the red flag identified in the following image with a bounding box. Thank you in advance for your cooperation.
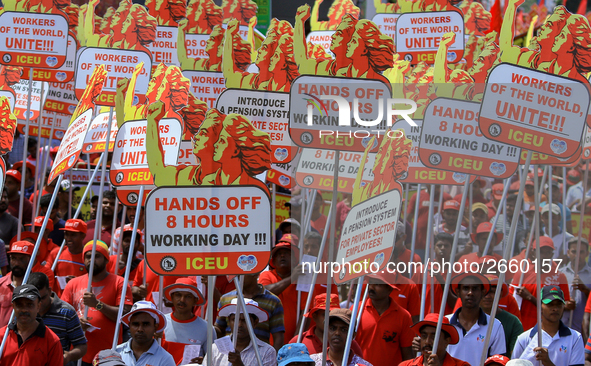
[487,0,503,34]
[578,0,587,14]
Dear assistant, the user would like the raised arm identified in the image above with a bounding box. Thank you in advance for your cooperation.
[310,0,325,31]
[525,15,538,47]
[146,101,174,185]
[84,0,101,47]
[294,5,316,73]
[77,5,88,46]
[223,19,246,88]
[248,16,257,64]
[434,32,455,83]
[177,19,194,70]
[115,78,130,129]
[499,0,526,63]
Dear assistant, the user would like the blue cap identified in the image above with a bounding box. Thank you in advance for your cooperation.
[277,343,314,366]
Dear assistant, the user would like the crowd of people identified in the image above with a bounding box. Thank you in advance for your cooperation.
[1,136,591,366]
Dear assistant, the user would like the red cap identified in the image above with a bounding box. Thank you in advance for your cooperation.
[25,216,53,232]
[525,178,534,186]
[484,355,510,366]
[305,293,340,318]
[534,236,554,249]
[443,200,460,211]
[484,274,509,298]
[11,161,35,178]
[492,183,504,200]
[164,277,205,305]
[270,242,300,269]
[7,241,34,256]
[60,219,87,234]
[411,313,459,345]
[5,169,21,182]
[470,222,503,245]
[278,233,298,246]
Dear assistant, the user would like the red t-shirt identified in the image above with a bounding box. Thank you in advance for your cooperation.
[61,273,133,363]
[53,248,86,277]
[288,325,364,358]
[107,255,139,283]
[0,322,63,366]
[407,190,452,250]
[355,297,414,366]
[259,269,339,340]
[411,264,457,316]
[311,214,328,237]
[7,198,33,225]
[399,354,470,366]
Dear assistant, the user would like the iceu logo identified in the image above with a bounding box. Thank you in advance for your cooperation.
[304,94,418,127]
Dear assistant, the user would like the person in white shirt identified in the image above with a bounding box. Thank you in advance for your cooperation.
[512,286,584,366]
[446,272,507,365]
[201,298,276,366]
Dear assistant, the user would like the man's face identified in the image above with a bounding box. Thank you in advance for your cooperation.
[172,291,197,313]
[419,325,449,358]
[0,191,8,213]
[434,240,452,260]
[64,231,85,253]
[480,285,497,311]
[303,239,320,257]
[84,252,107,275]
[529,246,554,261]
[4,176,18,197]
[525,184,534,197]
[472,209,488,230]
[328,318,349,352]
[505,201,516,219]
[129,312,156,345]
[442,209,458,226]
[458,277,485,309]
[312,310,326,332]
[475,233,489,253]
[102,198,116,218]
[567,244,589,263]
[541,300,565,322]
[228,313,258,339]
[10,253,30,278]
[90,200,98,220]
[13,297,40,326]
[368,282,392,302]
[38,286,52,313]
[272,248,292,271]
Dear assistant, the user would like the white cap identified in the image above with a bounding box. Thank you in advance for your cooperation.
[218,298,269,322]
[506,361,534,366]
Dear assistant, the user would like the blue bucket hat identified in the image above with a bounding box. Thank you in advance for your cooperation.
[277,343,314,366]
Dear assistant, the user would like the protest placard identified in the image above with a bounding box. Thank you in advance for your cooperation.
[584,127,591,159]
[11,79,49,121]
[289,75,395,152]
[144,185,271,275]
[146,26,180,68]
[21,34,76,83]
[17,111,69,139]
[306,31,336,57]
[267,160,297,190]
[479,64,589,158]
[0,11,68,68]
[296,148,374,193]
[183,70,225,108]
[48,109,93,182]
[372,14,400,44]
[392,119,476,185]
[82,111,119,153]
[395,11,464,64]
[334,189,400,284]
[275,192,290,230]
[116,186,153,207]
[110,118,182,186]
[44,81,77,115]
[0,91,15,114]
[519,147,581,166]
[217,89,293,163]
[75,48,152,106]
[176,141,198,165]
[419,98,521,178]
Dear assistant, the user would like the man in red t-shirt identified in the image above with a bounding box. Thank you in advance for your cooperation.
[0,284,63,366]
[407,185,451,259]
[54,219,88,281]
[259,240,337,341]
[4,169,33,225]
[288,293,363,357]
[61,241,133,365]
[511,236,571,331]
[355,273,414,366]
[458,222,503,266]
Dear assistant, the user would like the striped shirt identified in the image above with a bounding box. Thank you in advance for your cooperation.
[41,292,86,351]
[216,287,285,342]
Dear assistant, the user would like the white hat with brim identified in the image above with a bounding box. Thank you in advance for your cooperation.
[218,298,269,322]
[120,300,167,333]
